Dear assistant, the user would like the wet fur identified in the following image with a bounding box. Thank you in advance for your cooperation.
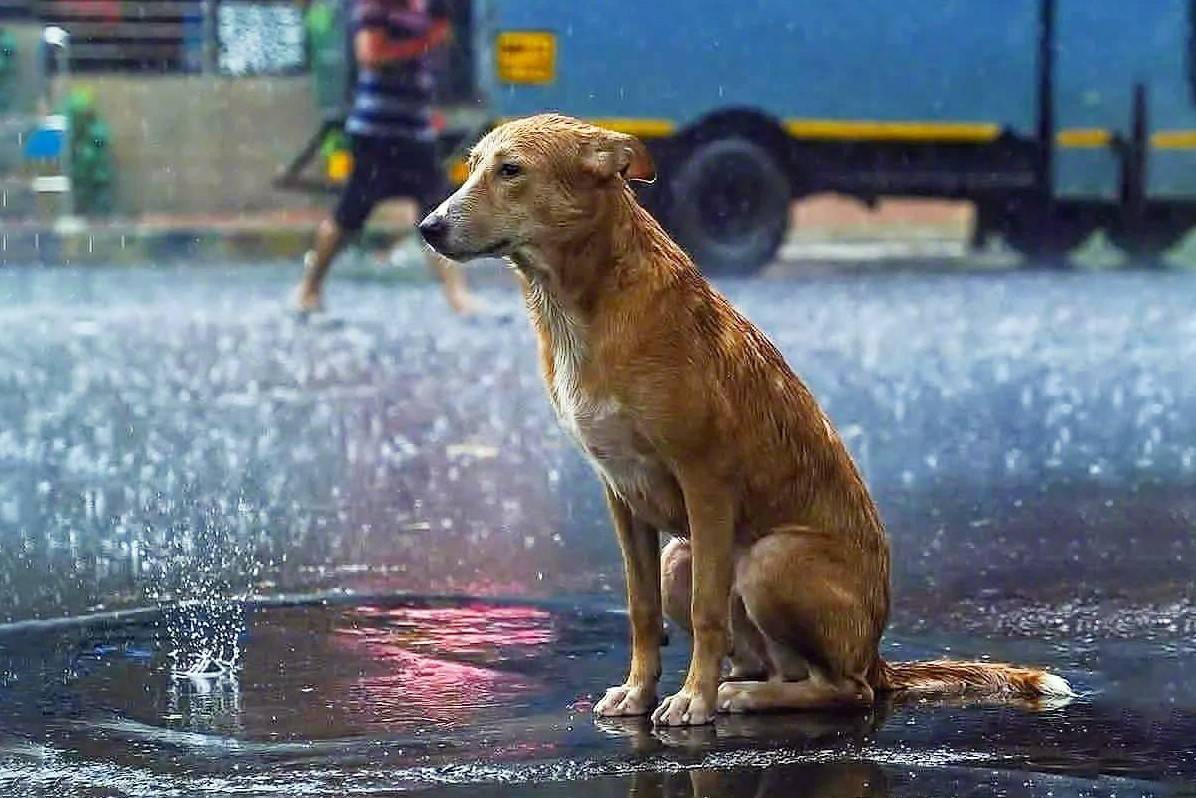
[422,114,1073,726]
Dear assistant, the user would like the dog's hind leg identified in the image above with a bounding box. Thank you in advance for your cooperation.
[717,530,883,713]
[727,591,771,680]
[717,667,872,713]
[661,537,693,635]
[661,538,770,680]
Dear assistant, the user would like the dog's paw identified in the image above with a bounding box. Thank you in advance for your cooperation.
[651,687,715,726]
[716,681,756,713]
[593,682,655,717]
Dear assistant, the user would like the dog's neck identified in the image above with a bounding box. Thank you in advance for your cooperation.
[508,184,670,323]
[510,182,694,405]
[510,184,643,407]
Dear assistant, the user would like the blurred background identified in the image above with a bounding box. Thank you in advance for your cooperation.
[1,2,1195,797]
[4,0,1196,268]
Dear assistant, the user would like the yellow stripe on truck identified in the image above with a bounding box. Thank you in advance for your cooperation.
[1151,130,1196,149]
[1056,128,1112,148]
[493,116,677,139]
[492,116,996,144]
[451,116,1007,186]
[784,118,1001,143]
[452,117,676,186]
[583,118,677,138]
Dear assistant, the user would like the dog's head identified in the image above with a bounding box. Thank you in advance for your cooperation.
[418,114,655,262]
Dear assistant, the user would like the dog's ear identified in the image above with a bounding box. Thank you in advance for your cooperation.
[582,131,656,183]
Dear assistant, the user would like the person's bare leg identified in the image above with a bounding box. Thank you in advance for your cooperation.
[424,249,476,316]
[294,217,349,313]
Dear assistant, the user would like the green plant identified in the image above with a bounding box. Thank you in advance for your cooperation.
[320,126,348,160]
[59,88,115,216]
[305,0,350,114]
[0,28,16,113]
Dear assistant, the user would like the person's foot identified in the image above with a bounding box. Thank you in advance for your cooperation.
[446,290,482,317]
[292,286,323,315]
[292,251,326,315]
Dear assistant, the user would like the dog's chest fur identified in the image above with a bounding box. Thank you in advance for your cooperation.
[528,282,682,531]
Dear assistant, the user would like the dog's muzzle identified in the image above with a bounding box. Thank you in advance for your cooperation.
[417,213,449,251]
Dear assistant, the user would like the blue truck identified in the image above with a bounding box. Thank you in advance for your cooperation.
[291,0,1196,274]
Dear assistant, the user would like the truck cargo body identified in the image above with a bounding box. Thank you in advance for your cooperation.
[468,0,1196,272]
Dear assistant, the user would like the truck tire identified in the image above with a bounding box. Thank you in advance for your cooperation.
[996,203,1092,267]
[1108,211,1191,261]
[665,137,790,276]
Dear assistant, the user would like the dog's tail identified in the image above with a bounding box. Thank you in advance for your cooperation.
[872,658,1073,698]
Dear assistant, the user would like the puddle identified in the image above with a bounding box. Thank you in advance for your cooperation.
[1,594,1194,797]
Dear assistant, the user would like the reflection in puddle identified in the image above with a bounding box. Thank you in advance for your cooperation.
[624,763,887,798]
[346,603,556,654]
[334,603,556,728]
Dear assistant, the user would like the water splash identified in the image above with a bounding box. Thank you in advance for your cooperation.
[169,644,240,681]
[145,499,254,694]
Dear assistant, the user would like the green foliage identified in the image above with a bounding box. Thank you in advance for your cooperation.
[320,127,348,160]
[305,0,351,114]
[0,28,16,113]
[305,0,335,41]
[58,88,116,216]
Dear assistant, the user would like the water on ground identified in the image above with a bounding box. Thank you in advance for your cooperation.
[1,262,1194,796]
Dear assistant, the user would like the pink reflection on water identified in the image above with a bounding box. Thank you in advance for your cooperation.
[334,603,555,728]
[352,603,556,653]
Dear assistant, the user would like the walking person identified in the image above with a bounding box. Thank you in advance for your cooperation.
[294,0,474,315]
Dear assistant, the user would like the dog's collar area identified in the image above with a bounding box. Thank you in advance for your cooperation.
[479,239,512,257]
[463,239,512,260]
[439,239,511,262]
[507,247,555,278]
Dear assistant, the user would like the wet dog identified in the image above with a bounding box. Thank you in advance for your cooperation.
[418,114,1073,726]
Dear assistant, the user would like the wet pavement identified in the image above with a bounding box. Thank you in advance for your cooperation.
[1,262,1195,796]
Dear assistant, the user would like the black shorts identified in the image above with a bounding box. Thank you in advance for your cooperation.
[333,135,448,233]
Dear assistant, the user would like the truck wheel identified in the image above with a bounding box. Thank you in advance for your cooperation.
[1108,213,1190,261]
[666,137,790,276]
[997,204,1092,267]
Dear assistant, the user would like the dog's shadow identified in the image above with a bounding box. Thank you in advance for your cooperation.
[595,694,891,748]
[592,686,1075,798]
[620,764,889,798]
[596,700,892,798]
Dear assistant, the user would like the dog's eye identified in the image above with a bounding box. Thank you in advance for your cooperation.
[498,162,522,178]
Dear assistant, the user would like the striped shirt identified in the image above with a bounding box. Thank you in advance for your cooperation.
[346,0,442,141]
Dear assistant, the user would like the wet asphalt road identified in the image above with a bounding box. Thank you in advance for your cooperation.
[1,260,1195,796]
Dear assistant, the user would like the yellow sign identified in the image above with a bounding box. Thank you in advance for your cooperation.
[448,157,470,186]
[496,31,556,84]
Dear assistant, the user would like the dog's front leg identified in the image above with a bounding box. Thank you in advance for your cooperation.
[652,471,733,726]
[594,484,662,717]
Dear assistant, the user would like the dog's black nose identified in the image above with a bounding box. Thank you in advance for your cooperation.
[418,214,448,247]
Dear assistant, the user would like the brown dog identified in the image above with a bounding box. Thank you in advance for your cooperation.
[418,114,1073,726]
